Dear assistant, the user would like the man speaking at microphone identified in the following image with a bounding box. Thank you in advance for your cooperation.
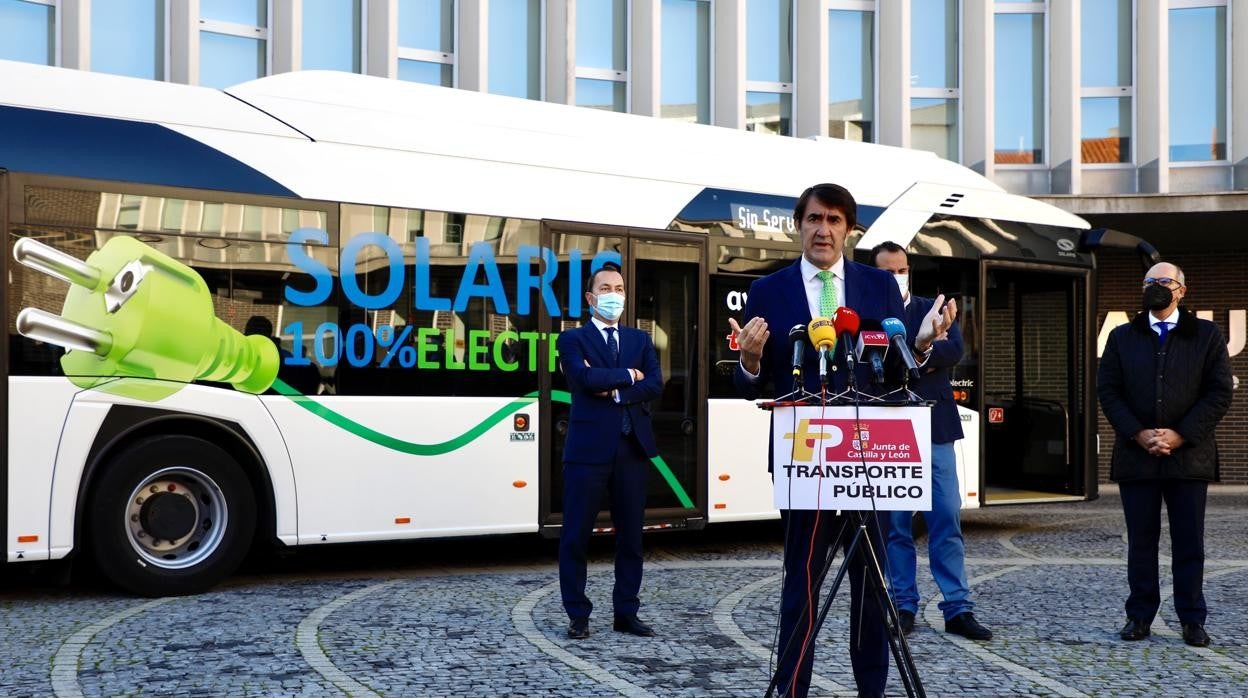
[728,183,946,698]
[871,241,992,642]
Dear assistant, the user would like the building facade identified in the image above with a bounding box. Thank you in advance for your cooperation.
[1,0,1244,483]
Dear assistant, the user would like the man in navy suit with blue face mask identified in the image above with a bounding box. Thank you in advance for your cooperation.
[557,262,663,641]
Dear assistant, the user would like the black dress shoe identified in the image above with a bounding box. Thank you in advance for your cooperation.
[613,614,655,637]
[567,617,589,640]
[945,612,992,641]
[1119,618,1150,641]
[897,610,915,636]
[1181,623,1210,647]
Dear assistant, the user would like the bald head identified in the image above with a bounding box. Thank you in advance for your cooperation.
[1141,262,1186,319]
[1145,262,1184,287]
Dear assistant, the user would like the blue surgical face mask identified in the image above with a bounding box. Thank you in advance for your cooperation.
[593,292,625,321]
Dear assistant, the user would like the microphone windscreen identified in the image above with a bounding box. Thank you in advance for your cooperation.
[788,324,807,340]
[833,306,860,335]
[881,317,907,340]
[807,317,837,351]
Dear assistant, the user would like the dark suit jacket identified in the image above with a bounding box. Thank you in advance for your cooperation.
[733,258,907,401]
[557,322,663,463]
[1097,307,1232,482]
[904,295,965,444]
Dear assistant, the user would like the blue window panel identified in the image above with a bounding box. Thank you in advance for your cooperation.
[399,0,454,52]
[302,0,361,72]
[994,13,1044,164]
[200,31,266,88]
[201,0,266,26]
[577,0,626,71]
[911,0,957,89]
[746,0,792,84]
[660,0,710,124]
[575,78,625,112]
[1168,6,1227,162]
[92,0,165,79]
[398,58,452,87]
[488,0,541,100]
[0,0,55,65]
[1081,0,1131,87]
[1081,97,1131,163]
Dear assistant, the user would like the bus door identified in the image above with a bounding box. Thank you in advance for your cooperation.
[980,261,1094,504]
[538,225,707,535]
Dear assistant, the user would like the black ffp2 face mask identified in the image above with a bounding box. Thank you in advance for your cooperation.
[1142,284,1173,311]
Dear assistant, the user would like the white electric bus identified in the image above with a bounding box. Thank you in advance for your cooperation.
[3,60,1107,595]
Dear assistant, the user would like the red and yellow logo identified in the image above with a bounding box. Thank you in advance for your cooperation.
[783,418,920,463]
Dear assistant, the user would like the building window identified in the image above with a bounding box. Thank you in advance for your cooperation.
[398,0,455,87]
[199,0,268,88]
[576,0,628,112]
[993,2,1045,165]
[0,0,55,66]
[828,2,874,143]
[302,0,362,73]
[746,0,793,136]
[910,0,959,160]
[91,0,165,79]
[1168,2,1227,162]
[660,0,711,124]
[1081,0,1132,164]
[488,0,543,100]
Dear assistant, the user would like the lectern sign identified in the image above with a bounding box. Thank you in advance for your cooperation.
[772,405,932,511]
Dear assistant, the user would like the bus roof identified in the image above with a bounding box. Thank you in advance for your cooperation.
[0,60,1087,232]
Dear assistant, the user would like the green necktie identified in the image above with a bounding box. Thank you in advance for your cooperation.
[817,270,838,317]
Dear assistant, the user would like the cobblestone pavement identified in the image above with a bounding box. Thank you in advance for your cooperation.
[2,486,1247,697]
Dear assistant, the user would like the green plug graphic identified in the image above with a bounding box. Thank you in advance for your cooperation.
[13,236,279,401]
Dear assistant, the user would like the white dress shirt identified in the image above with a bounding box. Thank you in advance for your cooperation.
[590,316,633,399]
[799,254,845,320]
[1150,307,1180,336]
[740,255,844,381]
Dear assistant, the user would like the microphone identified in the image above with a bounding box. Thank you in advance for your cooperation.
[807,317,836,388]
[788,324,807,389]
[832,307,860,375]
[882,317,922,384]
[855,329,889,384]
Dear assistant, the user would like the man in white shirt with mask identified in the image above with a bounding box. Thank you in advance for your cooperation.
[872,241,992,642]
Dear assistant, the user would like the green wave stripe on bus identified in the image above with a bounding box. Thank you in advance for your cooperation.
[270,379,695,509]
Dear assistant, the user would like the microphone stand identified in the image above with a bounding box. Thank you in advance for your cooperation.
[766,359,926,698]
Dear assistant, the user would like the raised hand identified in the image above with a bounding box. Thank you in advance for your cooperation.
[729,316,769,375]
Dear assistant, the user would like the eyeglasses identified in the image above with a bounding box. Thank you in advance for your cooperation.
[1142,277,1183,289]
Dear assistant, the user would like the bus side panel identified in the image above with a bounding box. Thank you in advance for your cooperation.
[955,406,982,510]
[49,385,300,556]
[7,378,80,562]
[262,396,539,544]
[706,399,777,523]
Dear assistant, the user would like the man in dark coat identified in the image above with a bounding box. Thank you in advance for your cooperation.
[1097,262,1233,648]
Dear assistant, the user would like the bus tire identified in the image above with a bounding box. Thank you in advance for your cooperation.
[88,435,255,596]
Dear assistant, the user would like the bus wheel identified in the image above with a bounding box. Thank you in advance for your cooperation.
[88,435,255,596]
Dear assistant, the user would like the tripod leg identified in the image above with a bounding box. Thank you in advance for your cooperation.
[785,516,888,698]
[766,513,851,698]
[855,516,926,698]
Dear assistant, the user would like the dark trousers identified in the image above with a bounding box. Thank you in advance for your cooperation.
[1119,478,1209,625]
[559,434,649,620]
[776,509,891,698]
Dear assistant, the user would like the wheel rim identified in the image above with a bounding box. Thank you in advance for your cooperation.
[124,466,229,570]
